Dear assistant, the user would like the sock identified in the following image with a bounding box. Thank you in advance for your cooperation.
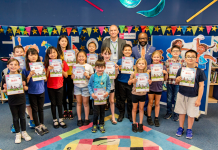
[147,116,151,118]
[155,117,158,119]
[59,118,65,126]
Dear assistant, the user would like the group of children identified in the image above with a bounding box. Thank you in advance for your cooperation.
[1,35,206,144]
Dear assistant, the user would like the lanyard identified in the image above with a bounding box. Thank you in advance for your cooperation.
[111,42,118,53]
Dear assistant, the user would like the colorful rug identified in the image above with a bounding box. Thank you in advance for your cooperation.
[24,115,202,150]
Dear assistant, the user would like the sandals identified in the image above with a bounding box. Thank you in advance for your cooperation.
[110,118,117,125]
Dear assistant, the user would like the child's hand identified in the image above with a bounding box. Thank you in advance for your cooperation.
[132,78,137,84]
[104,92,109,98]
[148,79,152,85]
[92,93,98,99]
[71,74,75,79]
[43,69,46,73]
[29,70,35,77]
[22,81,26,86]
[176,76,182,83]
[48,66,54,71]
[167,68,169,72]
[119,66,122,70]
[195,99,201,107]
[3,83,7,90]
[147,70,151,74]
[163,70,167,75]
[84,72,88,78]
[75,49,79,55]
[61,63,64,69]
[115,64,119,70]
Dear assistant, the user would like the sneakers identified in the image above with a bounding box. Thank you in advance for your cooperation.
[84,119,90,126]
[68,111,74,120]
[59,118,67,128]
[53,119,59,129]
[147,116,154,126]
[164,113,172,119]
[92,125,97,133]
[11,124,16,133]
[138,124,143,132]
[15,132,21,144]
[35,126,44,136]
[21,131,31,141]
[41,124,49,134]
[77,120,83,127]
[154,118,160,127]
[176,127,184,137]
[173,114,179,121]
[132,124,138,133]
[117,114,124,122]
[186,129,193,139]
[28,120,35,128]
[63,110,68,119]
[99,125,105,133]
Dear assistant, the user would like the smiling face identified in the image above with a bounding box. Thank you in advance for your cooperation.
[175,41,183,48]
[109,25,119,39]
[197,45,206,54]
[88,43,96,53]
[77,52,87,64]
[14,48,25,57]
[137,60,146,70]
[28,52,38,62]
[101,51,112,62]
[95,66,105,75]
[123,46,132,57]
[185,52,197,65]
[152,54,161,64]
[138,33,148,46]
[7,60,20,73]
[59,38,68,50]
[48,49,58,59]
[171,47,181,57]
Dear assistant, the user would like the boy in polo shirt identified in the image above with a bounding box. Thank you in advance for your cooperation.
[174,50,206,139]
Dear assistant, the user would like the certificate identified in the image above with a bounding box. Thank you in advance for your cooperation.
[49,59,62,77]
[6,74,24,95]
[151,64,164,81]
[64,50,76,66]
[105,62,116,79]
[180,67,196,87]
[136,73,149,92]
[73,66,86,83]
[29,62,46,81]
[87,54,98,68]
[14,56,26,70]
[169,63,181,79]
[121,57,134,74]
[94,88,107,105]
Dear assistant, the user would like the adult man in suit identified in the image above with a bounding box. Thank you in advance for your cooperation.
[131,32,156,116]
[101,25,126,122]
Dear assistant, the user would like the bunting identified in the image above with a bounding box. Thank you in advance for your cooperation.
[127,26,133,34]
[98,26,105,36]
[19,26,25,35]
[119,25,125,33]
[181,26,187,35]
[86,27,92,37]
[140,26,147,32]
[148,26,154,35]
[191,26,198,35]
[55,25,62,35]
[160,26,167,35]
[25,27,31,36]
[206,26,212,35]
[11,26,17,36]
[47,27,53,36]
[171,26,177,35]
[36,26,43,35]
[66,27,72,36]
[77,26,83,35]
[2,26,8,34]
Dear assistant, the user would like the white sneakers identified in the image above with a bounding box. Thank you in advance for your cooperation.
[15,131,32,144]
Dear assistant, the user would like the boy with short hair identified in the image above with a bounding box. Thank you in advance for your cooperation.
[175,50,206,139]
[88,59,111,133]
[164,45,186,121]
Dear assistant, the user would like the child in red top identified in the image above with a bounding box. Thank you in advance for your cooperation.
[44,46,69,129]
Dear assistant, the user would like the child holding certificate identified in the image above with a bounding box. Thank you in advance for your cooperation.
[1,59,31,143]
[164,45,186,121]
[175,50,206,139]
[147,51,168,127]
[44,47,69,129]
[117,44,136,122]
[23,48,49,136]
[71,51,94,127]
[128,58,152,132]
[88,59,111,133]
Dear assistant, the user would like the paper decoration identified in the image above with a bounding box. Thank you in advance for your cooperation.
[119,25,125,33]
[86,28,92,37]
[11,26,17,36]
[47,27,53,36]
[98,26,105,36]
[37,26,43,35]
[198,26,204,32]
[32,28,38,35]
[25,27,31,36]
[206,26,212,35]
[62,28,66,33]
[127,26,133,34]
[72,29,77,34]
[80,36,86,42]
[148,26,154,35]
[2,26,8,34]
[161,26,167,35]
[16,29,21,34]
[212,26,217,32]
[177,26,182,32]
[119,0,141,8]
[124,26,128,32]
[133,26,139,32]
[82,28,87,34]
[85,0,103,12]
[171,26,177,35]
[119,33,124,39]
[66,27,72,36]
[104,27,109,33]
[0,25,1,29]
[71,36,79,43]
[52,29,58,35]
[191,26,198,35]
[97,35,102,41]
[18,26,25,35]
[80,45,85,51]
[140,26,147,32]
[93,27,98,33]
[181,26,187,34]
[154,26,160,32]
[55,25,62,35]
[77,26,83,35]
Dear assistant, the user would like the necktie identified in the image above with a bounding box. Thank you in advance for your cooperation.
[141,47,145,58]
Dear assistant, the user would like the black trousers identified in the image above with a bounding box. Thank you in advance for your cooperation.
[9,103,26,133]
[93,105,105,125]
[118,81,133,117]
[63,75,74,111]
[48,87,64,119]
[115,78,121,107]
[29,92,45,126]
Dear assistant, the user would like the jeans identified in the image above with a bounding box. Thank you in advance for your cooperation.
[167,84,179,114]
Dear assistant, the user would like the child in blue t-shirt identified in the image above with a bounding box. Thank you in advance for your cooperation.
[117,44,136,122]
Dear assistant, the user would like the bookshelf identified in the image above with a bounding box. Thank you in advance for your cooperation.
[0,89,8,104]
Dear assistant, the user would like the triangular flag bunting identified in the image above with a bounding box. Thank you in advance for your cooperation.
[119,25,125,33]
[206,26,212,35]
[148,26,154,35]
[19,26,25,35]
[66,27,72,36]
[0,26,1,29]
[192,26,198,35]
[98,26,105,36]
[127,26,133,34]
[171,26,177,35]
[140,26,147,32]
[11,26,17,36]
[55,25,62,35]
[2,26,8,35]
[181,26,187,35]
[77,26,83,35]
[47,27,53,36]
[25,27,31,36]
[160,26,167,35]
[36,26,43,35]
[86,28,92,37]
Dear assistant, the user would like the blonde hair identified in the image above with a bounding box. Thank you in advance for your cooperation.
[101,47,112,54]
[151,50,162,58]
[134,58,148,77]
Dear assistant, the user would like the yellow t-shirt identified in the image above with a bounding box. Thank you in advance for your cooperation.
[61,54,72,75]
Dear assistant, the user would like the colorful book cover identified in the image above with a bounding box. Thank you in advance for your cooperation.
[94,88,107,105]
[64,50,76,66]
[105,62,116,79]
[87,53,98,67]
[136,73,149,92]
[121,57,134,74]
[151,64,164,81]
[73,66,86,83]
[29,62,46,81]
[169,63,181,79]
[14,56,26,70]
[49,59,62,77]
[5,74,24,95]
[180,67,196,87]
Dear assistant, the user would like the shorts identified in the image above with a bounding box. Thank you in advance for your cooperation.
[147,91,162,95]
[110,89,115,93]
[132,94,146,103]
[74,86,90,97]
[25,93,30,106]
[174,92,199,118]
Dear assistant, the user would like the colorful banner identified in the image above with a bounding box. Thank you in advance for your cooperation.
[66,27,72,36]
[2,26,8,35]
[55,25,62,35]
[19,26,25,35]
[11,26,17,36]
[148,26,154,35]
[77,26,83,35]
[161,26,167,35]
[171,26,177,35]
[25,26,31,36]
[37,26,43,35]
[98,26,105,36]
[192,26,198,35]
[181,26,187,35]
[86,27,92,37]
[119,25,125,33]
[206,26,212,35]
[127,26,133,34]
[140,25,147,32]
[47,27,53,36]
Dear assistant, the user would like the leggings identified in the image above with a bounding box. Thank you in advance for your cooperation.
[93,105,105,125]
[63,75,74,111]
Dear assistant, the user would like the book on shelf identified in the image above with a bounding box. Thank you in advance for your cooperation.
[211,71,218,83]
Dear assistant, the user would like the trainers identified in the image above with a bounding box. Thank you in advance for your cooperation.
[15,132,21,144]
[63,110,68,119]
[11,124,16,133]
[21,131,31,141]
[154,118,160,127]
[132,124,138,133]
[173,114,179,121]
[147,116,154,126]
[138,124,143,132]
[28,120,35,128]
[186,129,193,139]
[59,118,67,128]
[163,113,172,119]
[92,125,97,133]
[68,111,74,120]
[35,126,44,136]
[41,124,49,134]
[176,127,184,137]
[99,125,105,133]
[84,119,90,126]
[77,120,83,127]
